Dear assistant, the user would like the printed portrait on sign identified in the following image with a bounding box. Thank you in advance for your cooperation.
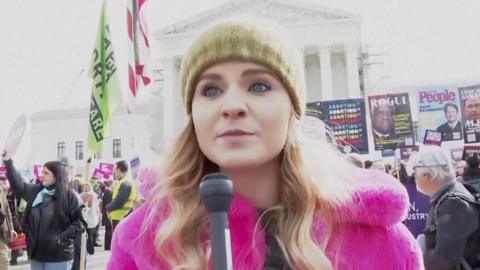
[459,84,480,143]
[369,93,414,150]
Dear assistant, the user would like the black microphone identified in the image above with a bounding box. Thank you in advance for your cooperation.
[200,173,234,270]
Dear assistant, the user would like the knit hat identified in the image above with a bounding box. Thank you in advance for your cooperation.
[180,18,306,119]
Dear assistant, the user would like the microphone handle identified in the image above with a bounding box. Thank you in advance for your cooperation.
[210,211,233,270]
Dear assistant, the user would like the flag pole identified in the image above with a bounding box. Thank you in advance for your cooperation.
[79,157,91,270]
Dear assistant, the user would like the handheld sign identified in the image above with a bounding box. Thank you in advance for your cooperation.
[4,115,26,160]
[99,162,114,177]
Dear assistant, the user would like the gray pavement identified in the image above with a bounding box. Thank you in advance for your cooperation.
[11,241,111,270]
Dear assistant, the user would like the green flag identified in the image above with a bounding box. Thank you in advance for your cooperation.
[87,1,123,158]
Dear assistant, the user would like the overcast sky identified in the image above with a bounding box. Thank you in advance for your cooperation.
[1,0,479,164]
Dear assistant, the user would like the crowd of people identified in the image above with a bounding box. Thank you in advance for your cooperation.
[0,155,140,270]
[358,150,480,270]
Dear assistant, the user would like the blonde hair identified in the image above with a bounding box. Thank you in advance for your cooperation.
[146,116,354,269]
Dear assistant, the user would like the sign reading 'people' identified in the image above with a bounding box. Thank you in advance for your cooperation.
[416,86,462,142]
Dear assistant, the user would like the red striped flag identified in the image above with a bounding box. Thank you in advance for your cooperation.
[127,0,151,112]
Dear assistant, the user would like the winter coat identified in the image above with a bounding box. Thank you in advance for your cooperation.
[4,159,85,262]
[107,168,423,270]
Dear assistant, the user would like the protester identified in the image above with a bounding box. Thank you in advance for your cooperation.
[2,153,85,270]
[412,146,480,270]
[101,180,113,251]
[0,177,15,270]
[107,18,422,269]
[106,160,137,233]
[462,154,480,182]
[81,182,100,256]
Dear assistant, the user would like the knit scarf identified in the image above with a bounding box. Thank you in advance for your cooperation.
[32,188,56,207]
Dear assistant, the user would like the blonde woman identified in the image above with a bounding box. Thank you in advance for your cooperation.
[107,18,422,270]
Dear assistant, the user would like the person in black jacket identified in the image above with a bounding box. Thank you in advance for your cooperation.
[462,154,480,181]
[101,180,113,250]
[2,153,85,270]
[412,146,480,270]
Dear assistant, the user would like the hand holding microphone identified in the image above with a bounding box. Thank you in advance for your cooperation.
[200,173,234,270]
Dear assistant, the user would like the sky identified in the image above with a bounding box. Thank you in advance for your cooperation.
[1,0,479,165]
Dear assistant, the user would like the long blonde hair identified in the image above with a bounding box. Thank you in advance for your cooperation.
[147,116,354,269]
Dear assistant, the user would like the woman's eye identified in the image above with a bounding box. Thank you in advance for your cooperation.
[203,86,221,97]
[249,82,271,93]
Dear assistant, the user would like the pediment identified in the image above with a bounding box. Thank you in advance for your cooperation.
[158,0,359,36]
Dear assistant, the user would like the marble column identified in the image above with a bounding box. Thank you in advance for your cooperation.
[345,44,361,98]
[318,45,333,101]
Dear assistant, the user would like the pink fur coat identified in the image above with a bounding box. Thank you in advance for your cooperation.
[107,168,424,269]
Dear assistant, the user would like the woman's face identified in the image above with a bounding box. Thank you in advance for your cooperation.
[192,61,292,170]
[42,167,56,187]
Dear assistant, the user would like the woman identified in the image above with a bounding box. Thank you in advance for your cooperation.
[81,181,100,255]
[2,153,85,270]
[108,19,422,269]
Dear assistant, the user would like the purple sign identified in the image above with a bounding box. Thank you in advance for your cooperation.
[423,129,442,146]
[0,166,6,178]
[130,157,140,180]
[402,182,431,238]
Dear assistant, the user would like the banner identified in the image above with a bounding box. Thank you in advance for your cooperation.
[423,130,442,146]
[459,84,480,143]
[402,182,431,238]
[416,86,462,142]
[368,93,414,150]
[319,98,369,154]
[87,1,124,157]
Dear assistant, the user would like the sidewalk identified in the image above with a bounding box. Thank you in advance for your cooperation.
[11,244,111,270]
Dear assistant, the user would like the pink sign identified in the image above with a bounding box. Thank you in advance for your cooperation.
[99,163,114,176]
[92,168,109,180]
[33,164,42,180]
[0,166,6,178]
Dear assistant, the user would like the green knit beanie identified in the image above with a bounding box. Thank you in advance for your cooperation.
[180,18,306,119]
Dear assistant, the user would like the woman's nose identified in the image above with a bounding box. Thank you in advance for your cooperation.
[221,90,248,119]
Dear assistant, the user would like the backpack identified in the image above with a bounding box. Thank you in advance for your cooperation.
[434,181,480,270]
